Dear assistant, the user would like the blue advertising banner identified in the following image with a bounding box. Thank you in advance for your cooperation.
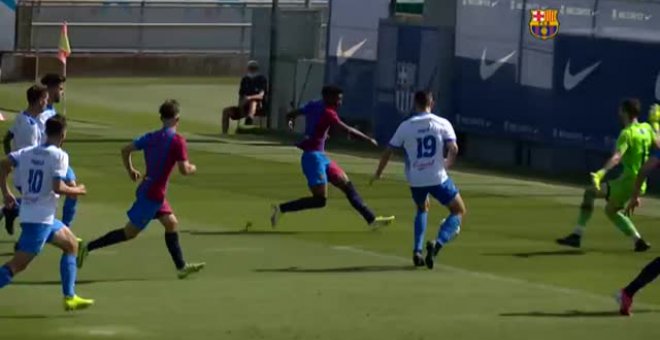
[454,0,660,151]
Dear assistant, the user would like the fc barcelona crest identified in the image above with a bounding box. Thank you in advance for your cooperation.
[395,62,417,115]
[529,9,559,40]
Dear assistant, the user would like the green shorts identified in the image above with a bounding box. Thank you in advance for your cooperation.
[606,176,637,207]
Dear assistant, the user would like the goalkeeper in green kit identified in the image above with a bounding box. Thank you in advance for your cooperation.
[556,99,656,252]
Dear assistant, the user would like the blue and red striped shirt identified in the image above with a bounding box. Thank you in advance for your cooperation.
[133,128,188,202]
[296,100,341,152]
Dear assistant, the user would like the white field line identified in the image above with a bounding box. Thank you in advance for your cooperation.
[331,245,659,309]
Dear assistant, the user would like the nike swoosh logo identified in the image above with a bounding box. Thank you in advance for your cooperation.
[336,37,368,65]
[655,72,660,100]
[563,60,601,91]
[479,49,516,80]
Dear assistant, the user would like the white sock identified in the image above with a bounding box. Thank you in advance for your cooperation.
[573,225,586,236]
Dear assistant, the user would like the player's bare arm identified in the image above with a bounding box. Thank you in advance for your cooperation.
[2,132,13,155]
[0,158,16,208]
[445,141,459,169]
[371,147,394,185]
[177,160,197,176]
[53,178,87,197]
[121,143,141,182]
[626,156,660,215]
[335,120,377,146]
[286,109,304,129]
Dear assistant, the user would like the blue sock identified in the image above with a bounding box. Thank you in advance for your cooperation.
[343,182,376,224]
[437,214,462,245]
[0,265,14,288]
[414,210,428,252]
[60,254,76,297]
[62,197,78,227]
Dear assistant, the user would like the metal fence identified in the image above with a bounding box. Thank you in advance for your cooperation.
[15,0,328,54]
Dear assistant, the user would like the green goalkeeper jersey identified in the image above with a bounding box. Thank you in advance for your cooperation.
[616,121,655,183]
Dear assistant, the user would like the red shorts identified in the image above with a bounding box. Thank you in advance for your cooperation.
[156,199,173,217]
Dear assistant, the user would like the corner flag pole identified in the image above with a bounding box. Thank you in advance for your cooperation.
[57,21,71,115]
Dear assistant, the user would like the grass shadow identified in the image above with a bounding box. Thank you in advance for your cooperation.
[483,250,585,258]
[500,309,658,318]
[0,252,14,257]
[256,265,417,274]
[0,314,73,320]
[183,230,298,236]
[14,278,150,286]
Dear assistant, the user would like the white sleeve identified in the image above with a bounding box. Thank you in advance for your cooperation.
[52,151,69,179]
[440,120,457,142]
[8,148,25,168]
[8,119,18,134]
[388,123,406,148]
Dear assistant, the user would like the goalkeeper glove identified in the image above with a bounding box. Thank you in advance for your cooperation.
[649,104,660,132]
[590,169,606,191]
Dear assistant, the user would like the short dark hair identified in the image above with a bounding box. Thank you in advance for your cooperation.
[41,73,66,87]
[45,114,67,137]
[621,98,641,118]
[26,84,48,105]
[414,91,433,108]
[321,85,343,99]
[159,99,180,120]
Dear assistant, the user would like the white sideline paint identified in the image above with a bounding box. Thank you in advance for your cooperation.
[332,245,659,308]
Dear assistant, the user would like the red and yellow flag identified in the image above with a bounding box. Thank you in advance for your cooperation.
[57,22,71,65]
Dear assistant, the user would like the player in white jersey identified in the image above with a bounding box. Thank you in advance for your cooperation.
[39,73,79,229]
[371,91,467,269]
[1,75,78,235]
[0,114,93,311]
[1,85,50,235]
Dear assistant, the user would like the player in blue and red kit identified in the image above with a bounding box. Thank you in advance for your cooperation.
[77,100,205,279]
[271,86,394,228]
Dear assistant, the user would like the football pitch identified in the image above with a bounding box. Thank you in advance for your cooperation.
[0,78,658,339]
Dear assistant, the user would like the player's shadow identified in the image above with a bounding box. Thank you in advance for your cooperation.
[483,250,585,258]
[13,278,150,286]
[500,309,658,318]
[256,265,417,273]
[183,230,299,236]
[0,314,73,320]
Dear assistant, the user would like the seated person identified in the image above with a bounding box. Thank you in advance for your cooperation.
[222,61,268,133]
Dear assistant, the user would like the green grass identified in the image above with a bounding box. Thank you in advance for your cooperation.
[0,78,659,339]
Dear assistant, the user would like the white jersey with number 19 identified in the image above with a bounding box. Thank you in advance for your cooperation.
[388,112,457,188]
[9,145,69,224]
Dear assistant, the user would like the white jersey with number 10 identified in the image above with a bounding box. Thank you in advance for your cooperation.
[388,112,457,188]
[9,145,69,224]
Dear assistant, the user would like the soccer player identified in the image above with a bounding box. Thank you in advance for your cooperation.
[222,60,268,133]
[270,85,394,228]
[371,91,465,269]
[0,114,93,311]
[77,100,205,279]
[556,99,652,252]
[40,73,78,229]
[1,85,50,235]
